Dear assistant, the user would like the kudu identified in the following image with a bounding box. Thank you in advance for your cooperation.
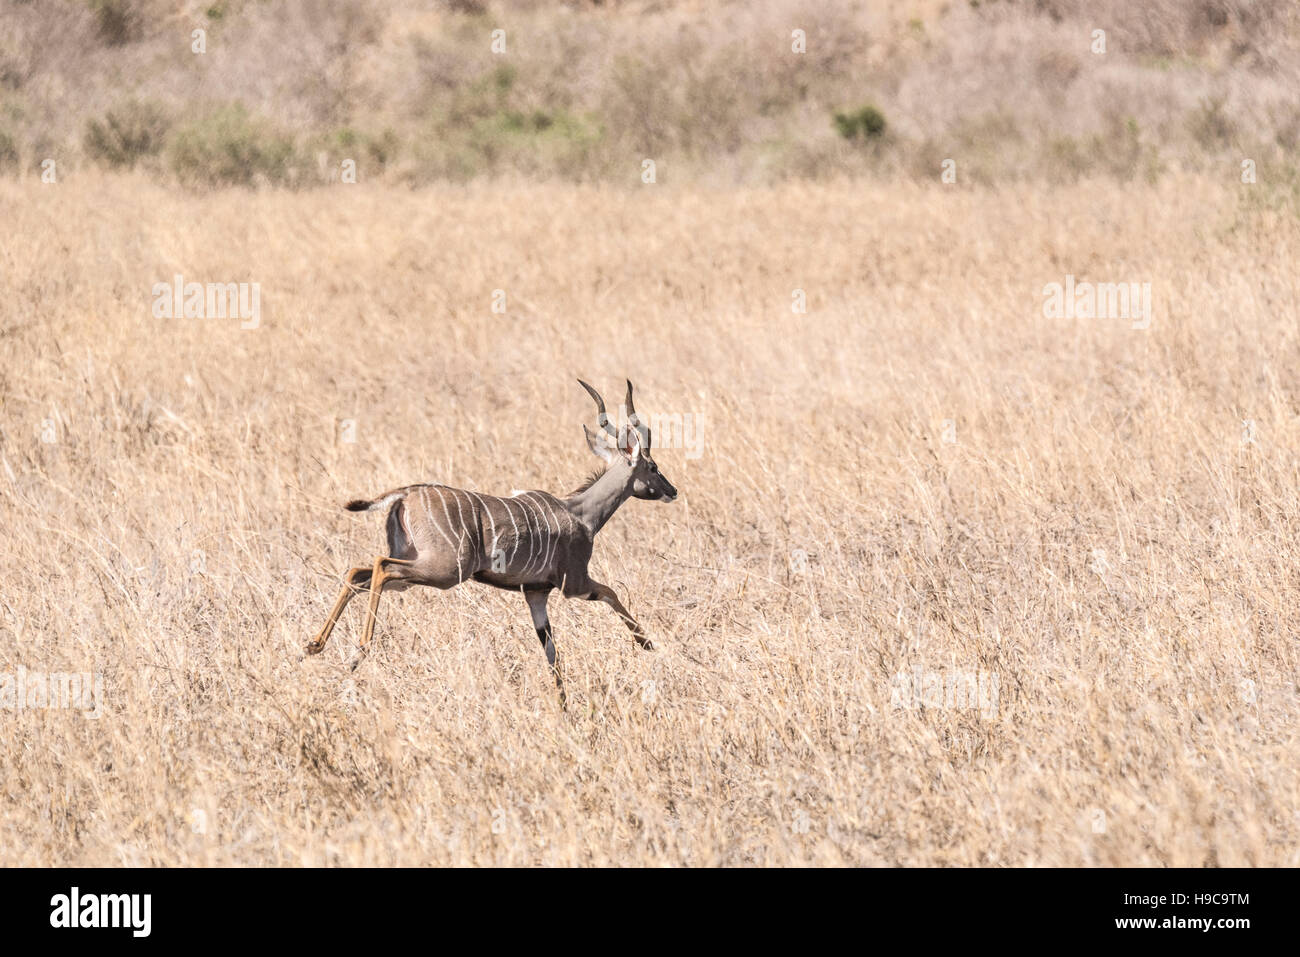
[305,379,678,704]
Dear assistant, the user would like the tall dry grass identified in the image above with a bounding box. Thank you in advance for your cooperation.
[1,172,1297,865]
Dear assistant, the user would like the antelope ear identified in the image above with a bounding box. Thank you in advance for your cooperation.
[584,424,614,463]
[617,423,642,464]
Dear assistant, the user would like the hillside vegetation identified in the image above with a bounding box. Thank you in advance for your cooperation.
[1,0,1298,186]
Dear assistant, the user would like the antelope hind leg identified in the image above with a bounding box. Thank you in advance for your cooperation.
[352,556,416,671]
[306,566,373,656]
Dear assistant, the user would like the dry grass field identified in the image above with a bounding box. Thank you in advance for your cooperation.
[1,171,1297,865]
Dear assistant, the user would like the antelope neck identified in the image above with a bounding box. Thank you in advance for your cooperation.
[567,464,633,535]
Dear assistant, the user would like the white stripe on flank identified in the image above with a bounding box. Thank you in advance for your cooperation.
[521,498,540,572]
[500,497,522,565]
[525,496,546,572]
[536,495,558,573]
[526,493,559,573]
[543,496,566,569]
[450,488,469,546]
[434,488,464,580]
[423,487,459,554]
[535,496,555,573]
[470,491,499,561]
[470,491,496,544]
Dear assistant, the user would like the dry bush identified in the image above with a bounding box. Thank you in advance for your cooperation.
[0,173,1296,865]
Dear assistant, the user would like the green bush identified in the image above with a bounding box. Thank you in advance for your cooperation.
[834,104,887,141]
[84,100,170,169]
[167,104,299,187]
[306,126,399,181]
[406,56,604,182]
[471,108,600,177]
[332,126,398,168]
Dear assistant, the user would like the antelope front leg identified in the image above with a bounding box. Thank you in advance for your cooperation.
[525,587,565,708]
[353,556,415,671]
[306,566,373,656]
[587,581,653,651]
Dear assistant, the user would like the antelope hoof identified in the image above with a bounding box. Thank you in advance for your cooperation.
[637,636,655,652]
[304,639,325,656]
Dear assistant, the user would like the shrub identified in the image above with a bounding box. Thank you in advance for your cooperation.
[84,100,170,169]
[834,105,887,141]
[335,126,398,168]
[307,126,399,181]
[167,104,299,187]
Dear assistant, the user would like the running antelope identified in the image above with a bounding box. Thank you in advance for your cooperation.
[306,379,678,703]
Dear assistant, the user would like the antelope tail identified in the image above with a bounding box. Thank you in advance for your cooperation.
[344,490,407,513]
